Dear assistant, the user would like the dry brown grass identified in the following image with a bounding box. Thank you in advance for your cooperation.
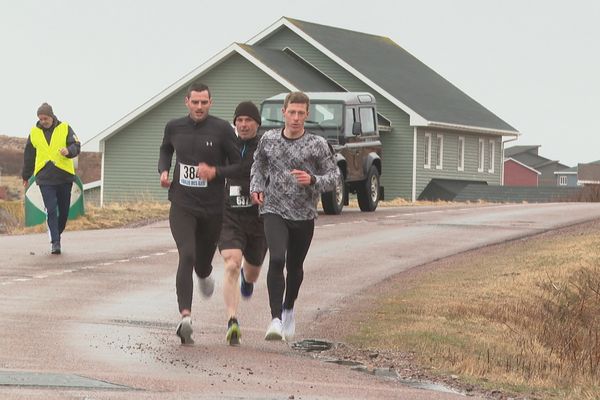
[347,221,600,399]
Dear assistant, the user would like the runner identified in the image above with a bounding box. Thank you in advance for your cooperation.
[250,91,339,341]
[158,82,241,345]
[198,101,267,346]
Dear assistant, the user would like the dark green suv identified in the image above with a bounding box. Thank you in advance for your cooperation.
[259,92,383,214]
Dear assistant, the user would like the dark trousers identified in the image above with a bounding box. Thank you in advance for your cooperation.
[263,213,314,319]
[39,183,72,244]
[169,203,223,313]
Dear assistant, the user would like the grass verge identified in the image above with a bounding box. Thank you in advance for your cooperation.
[345,219,600,399]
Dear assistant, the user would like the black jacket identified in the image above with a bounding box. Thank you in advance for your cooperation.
[158,115,242,215]
[22,119,81,185]
[224,134,260,212]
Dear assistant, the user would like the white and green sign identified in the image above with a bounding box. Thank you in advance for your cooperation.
[24,176,85,227]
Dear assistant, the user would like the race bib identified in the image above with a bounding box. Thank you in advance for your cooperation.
[179,163,207,187]
[229,185,252,208]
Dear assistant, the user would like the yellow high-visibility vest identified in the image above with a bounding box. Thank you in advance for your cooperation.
[30,122,75,176]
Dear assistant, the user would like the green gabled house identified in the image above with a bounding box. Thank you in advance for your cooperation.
[94,16,519,205]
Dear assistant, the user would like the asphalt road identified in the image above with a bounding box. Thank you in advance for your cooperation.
[1,202,600,400]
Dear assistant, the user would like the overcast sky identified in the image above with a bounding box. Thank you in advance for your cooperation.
[1,0,598,166]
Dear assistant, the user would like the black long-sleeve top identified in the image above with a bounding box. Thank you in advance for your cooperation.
[158,115,242,216]
[22,119,81,185]
[224,134,260,213]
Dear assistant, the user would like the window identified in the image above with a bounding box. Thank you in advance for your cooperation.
[488,140,495,173]
[344,108,356,136]
[559,176,567,186]
[457,136,465,171]
[436,134,444,169]
[358,107,376,134]
[478,138,485,172]
[424,133,431,169]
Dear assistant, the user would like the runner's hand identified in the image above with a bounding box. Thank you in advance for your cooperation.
[197,163,216,181]
[291,169,311,186]
[251,192,264,205]
[160,171,171,188]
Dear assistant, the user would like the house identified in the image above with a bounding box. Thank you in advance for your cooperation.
[555,161,600,187]
[504,145,569,187]
[503,158,540,186]
[92,17,519,205]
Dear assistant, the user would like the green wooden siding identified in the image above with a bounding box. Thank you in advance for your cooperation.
[103,54,287,203]
[414,128,502,196]
[259,28,414,200]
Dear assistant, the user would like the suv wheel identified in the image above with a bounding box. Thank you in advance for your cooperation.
[357,166,380,212]
[321,167,345,215]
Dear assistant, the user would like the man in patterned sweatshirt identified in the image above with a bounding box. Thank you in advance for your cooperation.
[250,91,340,341]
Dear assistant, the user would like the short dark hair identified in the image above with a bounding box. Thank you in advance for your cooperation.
[186,82,211,98]
[283,91,309,111]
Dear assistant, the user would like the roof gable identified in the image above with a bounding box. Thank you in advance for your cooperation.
[250,17,518,135]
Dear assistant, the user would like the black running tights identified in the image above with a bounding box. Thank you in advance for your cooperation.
[263,213,314,319]
[169,204,222,313]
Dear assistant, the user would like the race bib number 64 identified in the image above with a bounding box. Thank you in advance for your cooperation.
[179,162,207,187]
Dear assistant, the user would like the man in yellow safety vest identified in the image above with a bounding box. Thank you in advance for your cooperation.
[22,102,80,254]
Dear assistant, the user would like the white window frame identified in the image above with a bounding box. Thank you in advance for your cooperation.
[436,134,444,169]
[424,133,431,169]
[488,139,495,173]
[457,136,465,171]
[559,176,567,186]
[478,138,485,172]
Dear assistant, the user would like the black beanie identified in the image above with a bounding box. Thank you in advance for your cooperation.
[37,102,55,119]
[233,101,261,126]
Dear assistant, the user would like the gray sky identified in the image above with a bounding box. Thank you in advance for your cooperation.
[1,0,598,167]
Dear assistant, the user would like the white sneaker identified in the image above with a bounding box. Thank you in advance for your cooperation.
[176,316,194,345]
[199,275,215,298]
[282,308,295,341]
[264,318,283,341]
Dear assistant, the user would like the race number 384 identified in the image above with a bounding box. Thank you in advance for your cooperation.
[179,163,207,187]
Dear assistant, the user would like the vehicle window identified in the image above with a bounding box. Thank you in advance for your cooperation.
[345,108,356,136]
[260,103,284,127]
[359,107,376,134]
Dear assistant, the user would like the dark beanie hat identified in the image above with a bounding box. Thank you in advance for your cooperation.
[233,101,261,126]
[37,102,55,118]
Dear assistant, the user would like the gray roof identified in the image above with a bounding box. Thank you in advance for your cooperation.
[239,44,343,92]
[505,145,540,157]
[285,18,517,133]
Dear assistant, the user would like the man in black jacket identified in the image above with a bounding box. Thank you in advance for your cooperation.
[22,102,80,255]
[198,101,267,346]
[158,82,242,345]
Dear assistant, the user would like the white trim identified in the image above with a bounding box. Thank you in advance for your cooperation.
[435,134,444,170]
[578,180,600,185]
[457,136,465,171]
[425,121,519,137]
[554,170,577,175]
[478,138,485,172]
[412,127,417,202]
[91,43,299,145]
[424,132,432,169]
[100,147,105,207]
[488,139,495,174]
[503,157,542,175]
[83,180,101,191]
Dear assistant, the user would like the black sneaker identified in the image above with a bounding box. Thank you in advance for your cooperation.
[226,318,241,346]
[51,241,61,255]
[240,268,253,298]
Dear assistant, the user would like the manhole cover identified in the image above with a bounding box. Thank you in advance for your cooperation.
[291,339,333,352]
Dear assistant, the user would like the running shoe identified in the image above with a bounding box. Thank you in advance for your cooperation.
[176,316,194,345]
[282,308,295,341]
[51,241,61,255]
[240,268,254,298]
[199,274,215,298]
[226,318,241,346]
[264,318,283,341]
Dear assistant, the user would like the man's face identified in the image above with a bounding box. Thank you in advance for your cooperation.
[282,102,308,135]
[235,116,259,140]
[185,90,212,122]
[38,114,54,129]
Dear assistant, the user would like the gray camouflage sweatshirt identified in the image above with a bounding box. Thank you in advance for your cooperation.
[250,128,339,220]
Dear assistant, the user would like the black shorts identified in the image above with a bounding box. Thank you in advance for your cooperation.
[218,207,267,266]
